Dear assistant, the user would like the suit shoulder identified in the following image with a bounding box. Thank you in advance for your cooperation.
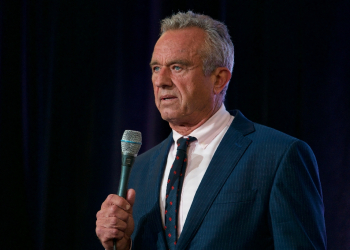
[230,110,306,147]
[251,123,298,144]
[248,123,314,155]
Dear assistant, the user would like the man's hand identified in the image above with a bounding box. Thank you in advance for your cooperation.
[96,189,136,250]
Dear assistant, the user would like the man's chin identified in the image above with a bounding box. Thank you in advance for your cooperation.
[160,111,180,123]
[160,113,175,122]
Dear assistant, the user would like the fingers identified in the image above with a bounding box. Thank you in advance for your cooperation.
[126,189,136,208]
[96,216,128,231]
[96,190,136,250]
[96,207,128,245]
[101,194,131,211]
[97,203,130,220]
[96,226,125,242]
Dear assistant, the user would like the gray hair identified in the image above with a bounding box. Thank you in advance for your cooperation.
[160,11,234,97]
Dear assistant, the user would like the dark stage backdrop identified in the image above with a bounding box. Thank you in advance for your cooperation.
[1,0,349,249]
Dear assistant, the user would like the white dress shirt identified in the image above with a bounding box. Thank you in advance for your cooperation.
[159,104,234,237]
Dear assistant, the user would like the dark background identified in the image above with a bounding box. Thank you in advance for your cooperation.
[1,0,349,249]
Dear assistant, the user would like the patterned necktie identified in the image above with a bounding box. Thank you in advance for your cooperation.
[165,136,197,249]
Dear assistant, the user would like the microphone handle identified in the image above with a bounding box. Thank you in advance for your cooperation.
[117,154,135,197]
[114,154,136,250]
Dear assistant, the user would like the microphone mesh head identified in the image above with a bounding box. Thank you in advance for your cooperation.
[121,130,142,155]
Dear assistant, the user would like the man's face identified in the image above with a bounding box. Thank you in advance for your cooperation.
[150,27,218,127]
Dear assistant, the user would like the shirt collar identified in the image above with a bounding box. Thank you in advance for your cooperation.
[172,104,233,149]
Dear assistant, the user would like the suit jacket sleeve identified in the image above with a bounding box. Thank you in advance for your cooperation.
[269,139,327,249]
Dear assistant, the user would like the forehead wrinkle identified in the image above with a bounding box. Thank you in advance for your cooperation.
[150,29,204,68]
[149,59,195,70]
[150,51,199,67]
[166,59,192,67]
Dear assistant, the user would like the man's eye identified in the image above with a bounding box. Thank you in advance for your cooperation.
[174,66,181,71]
[153,66,160,72]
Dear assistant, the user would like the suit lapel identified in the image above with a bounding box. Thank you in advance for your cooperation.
[150,132,174,206]
[176,110,255,250]
[147,133,173,249]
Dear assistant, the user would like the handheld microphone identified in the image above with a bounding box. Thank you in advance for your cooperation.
[114,130,142,250]
[118,130,142,198]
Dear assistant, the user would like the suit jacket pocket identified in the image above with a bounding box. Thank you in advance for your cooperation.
[213,189,257,204]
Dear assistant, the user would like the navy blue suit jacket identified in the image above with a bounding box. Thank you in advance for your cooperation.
[128,110,327,249]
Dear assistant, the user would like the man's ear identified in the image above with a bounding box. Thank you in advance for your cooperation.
[212,67,232,95]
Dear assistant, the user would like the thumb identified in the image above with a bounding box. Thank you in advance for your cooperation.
[126,189,136,208]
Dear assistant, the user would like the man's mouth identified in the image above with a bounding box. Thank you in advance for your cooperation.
[160,95,177,101]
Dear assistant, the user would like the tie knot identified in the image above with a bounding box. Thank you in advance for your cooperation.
[176,136,197,151]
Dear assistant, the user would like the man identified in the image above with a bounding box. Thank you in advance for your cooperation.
[96,11,326,249]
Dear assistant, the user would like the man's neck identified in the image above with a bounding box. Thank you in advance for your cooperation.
[169,119,208,136]
[169,102,222,136]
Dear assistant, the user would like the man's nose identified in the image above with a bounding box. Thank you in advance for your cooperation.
[153,67,173,88]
